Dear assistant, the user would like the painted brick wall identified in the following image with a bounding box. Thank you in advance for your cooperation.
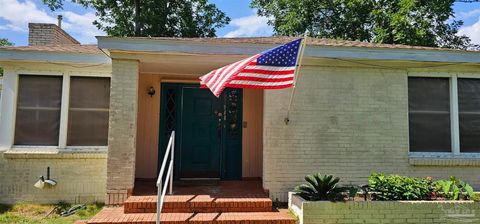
[263,66,480,202]
[0,152,106,204]
[106,59,139,205]
[301,200,480,224]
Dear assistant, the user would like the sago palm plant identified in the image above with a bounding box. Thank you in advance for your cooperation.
[294,173,344,201]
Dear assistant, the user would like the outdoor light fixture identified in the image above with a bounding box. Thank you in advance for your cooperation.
[148,86,156,97]
[34,167,57,189]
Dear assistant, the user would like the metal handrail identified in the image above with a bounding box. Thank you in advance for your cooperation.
[156,131,175,224]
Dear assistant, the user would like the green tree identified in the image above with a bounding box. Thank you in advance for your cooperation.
[0,38,14,76]
[252,0,473,49]
[43,0,230,37]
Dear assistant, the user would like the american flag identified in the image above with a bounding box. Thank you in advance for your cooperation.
[200,39,303,97]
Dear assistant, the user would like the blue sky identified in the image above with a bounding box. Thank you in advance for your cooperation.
[1,0,479,46]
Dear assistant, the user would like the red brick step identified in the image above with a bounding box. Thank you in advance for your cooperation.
[88,207,296,224]
[124,195,273,213]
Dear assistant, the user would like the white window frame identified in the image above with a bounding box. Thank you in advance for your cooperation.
[0,69,110,152]
[408,73,480,158]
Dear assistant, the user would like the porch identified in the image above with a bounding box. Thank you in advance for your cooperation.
[103,42,266,205]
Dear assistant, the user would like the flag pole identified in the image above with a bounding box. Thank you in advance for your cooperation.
[284,32,308,125]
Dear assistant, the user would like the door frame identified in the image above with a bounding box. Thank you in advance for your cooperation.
[158,82,243,180]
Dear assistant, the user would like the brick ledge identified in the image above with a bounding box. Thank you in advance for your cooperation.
[2,149,107,159]
[409,157,480,166]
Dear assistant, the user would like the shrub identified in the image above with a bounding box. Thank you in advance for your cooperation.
[294,173,345,201]
[434,176,476,200]
[369,173,434,200]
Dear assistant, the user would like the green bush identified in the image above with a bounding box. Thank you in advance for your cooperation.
[369,173,434,200]
[434,176,476,200]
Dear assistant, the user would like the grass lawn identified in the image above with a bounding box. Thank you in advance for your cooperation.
[0,203,103,224]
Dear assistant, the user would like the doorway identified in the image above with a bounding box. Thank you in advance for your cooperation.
[158,83,242,180]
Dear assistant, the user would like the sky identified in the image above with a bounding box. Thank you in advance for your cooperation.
[0,0,479,46]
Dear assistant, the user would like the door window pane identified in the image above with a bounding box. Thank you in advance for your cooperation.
[67,77,110,146]
[408,77,451,152]
[458,78,480,152]
[14,75,62,145]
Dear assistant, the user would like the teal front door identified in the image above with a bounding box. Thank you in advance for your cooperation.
[158,83,242,180]
[180,87,222,178]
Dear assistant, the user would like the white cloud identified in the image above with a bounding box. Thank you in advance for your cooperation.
[459,16,480,45]
[0,0,104,44]
[60,11,105,44]
[224,13,273,38]
[0,0,56,31]
[458,9,480,20]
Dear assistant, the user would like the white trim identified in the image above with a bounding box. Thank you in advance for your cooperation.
[16,71,63,76]
[69,71,111,78]
[58,73,70,148]
[450,76,460,155]
[458,74,480,79]
[97,36,480,63]
[0,49,111,65]
[0,69,18,150]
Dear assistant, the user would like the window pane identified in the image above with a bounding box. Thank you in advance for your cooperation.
[408,77,451,152]
[67,77,110,146]
[14,75,62,145]
[458,78,480,152]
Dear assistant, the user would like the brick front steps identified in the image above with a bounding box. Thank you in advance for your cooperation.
[124,195,273,213]
[87,195,296,224]
[88,207,295,224]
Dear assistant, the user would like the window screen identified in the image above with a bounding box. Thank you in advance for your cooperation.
[408,77,451,152]
[458,78,480,153]
[67,77,110,146]
[14,75,62,145]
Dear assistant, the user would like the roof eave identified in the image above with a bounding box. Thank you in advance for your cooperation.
[0,49,111,65]
[96,36,480,64]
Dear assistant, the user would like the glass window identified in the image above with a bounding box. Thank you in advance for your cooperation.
[14,75,62,145]
[67,77,110,146]
[458,78,480,153]
[408,77,451,152]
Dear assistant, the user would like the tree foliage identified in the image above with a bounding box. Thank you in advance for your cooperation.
[43,0,230,37]
[0,38,14,76]
[0,38,13,47]
[252,0,474,49]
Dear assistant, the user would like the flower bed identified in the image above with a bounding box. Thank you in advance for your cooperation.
[288,173,480,224]
[289,192,480,224]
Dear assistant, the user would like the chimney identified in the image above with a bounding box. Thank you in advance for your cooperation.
[57,15,63,28]
[28,20,80,46]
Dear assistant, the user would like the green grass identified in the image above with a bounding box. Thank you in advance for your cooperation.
[0,203,103,224]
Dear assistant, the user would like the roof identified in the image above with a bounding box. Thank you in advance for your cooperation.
[0,44,102,54]
[0,44,110,65]
[97,36,480,64]
[103,36,477,53]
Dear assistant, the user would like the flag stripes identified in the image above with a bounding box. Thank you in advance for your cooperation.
[199,39,303,96]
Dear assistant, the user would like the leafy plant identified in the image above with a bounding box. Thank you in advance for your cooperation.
[434,176,476,200]
[369,173,434,201]
[294,173,345,201]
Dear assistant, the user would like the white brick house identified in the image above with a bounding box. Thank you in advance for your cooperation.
[1,23,480,205]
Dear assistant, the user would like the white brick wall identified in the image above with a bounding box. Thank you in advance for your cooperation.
[300,200,480,224]
[264,66,480,202]
[0,152,106,204]
[106,59,139,205]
